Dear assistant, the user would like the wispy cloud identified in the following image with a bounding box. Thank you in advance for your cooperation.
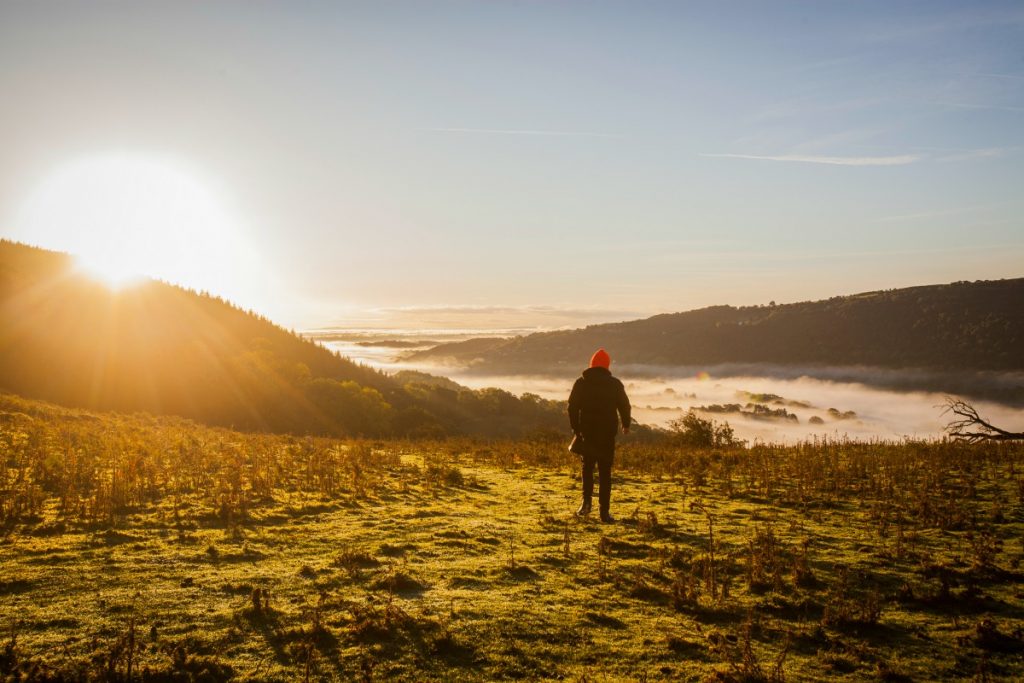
[875,201,1013,223]
[315,304,646,333]
[929,100,1024,113]
[372,304,641,320]
[657,242,1024,266]
[699,152,921,167]
[864,8,1024,43]
[979,72,1024,82]
[936,147,1017,163]
[750,96,887,123]
[425,127,618,138]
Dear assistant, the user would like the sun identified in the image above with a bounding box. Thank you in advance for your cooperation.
[11,153,261,297]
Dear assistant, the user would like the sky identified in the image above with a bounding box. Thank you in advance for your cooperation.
[1,1,1022,330]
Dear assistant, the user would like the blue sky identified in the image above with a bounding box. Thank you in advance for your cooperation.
[1,1,1022,328]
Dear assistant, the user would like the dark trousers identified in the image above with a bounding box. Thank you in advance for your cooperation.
[581,437,614,513]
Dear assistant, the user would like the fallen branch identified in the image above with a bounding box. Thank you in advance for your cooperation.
[942,397,1024,443]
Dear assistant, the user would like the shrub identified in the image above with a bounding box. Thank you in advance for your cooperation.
[668,411,742,448]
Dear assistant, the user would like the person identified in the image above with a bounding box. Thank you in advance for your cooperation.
[568,348,631,523]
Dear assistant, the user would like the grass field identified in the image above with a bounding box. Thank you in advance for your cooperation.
[2,394,1024,681]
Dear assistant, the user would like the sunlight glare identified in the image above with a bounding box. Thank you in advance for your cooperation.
[12,153,263,301]
[76,250,147,289]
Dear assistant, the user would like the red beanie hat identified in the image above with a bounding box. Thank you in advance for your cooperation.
[590,348,611,369]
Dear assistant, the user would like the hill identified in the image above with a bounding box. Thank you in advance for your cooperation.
[2,391,1023,680]
[409,279,1024,380]
[0,240,565,437]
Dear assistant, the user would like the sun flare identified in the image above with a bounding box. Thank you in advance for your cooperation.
[76,250,147,289]
[12,153,261,297]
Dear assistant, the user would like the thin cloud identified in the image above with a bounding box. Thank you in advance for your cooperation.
[875,201,1011,223]
[750,96,887,123]
[864,8,1024,43]
[979,72,1024,82]
[373,304,641,320]
[930,100,1024,113]
[700,152,920,167]
[936,147,1015,163]
[317,304,647,333]
[651,243,1024,272]
[425,127,618,138]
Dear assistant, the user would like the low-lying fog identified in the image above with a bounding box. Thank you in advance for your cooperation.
[317,336,1024,444]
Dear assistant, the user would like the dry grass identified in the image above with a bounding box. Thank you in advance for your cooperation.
[2,393,1023,681]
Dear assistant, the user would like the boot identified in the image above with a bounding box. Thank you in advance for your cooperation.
[600,511,615,523]
[576,501,592,516]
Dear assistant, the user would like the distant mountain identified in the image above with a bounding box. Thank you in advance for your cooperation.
[408,279,1024,400]
[0,240,565,437]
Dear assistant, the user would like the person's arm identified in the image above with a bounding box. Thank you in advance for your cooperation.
[617,380,631,434]
[568,380,582,435]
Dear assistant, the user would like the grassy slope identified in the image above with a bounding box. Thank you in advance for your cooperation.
[2,396,1024,681]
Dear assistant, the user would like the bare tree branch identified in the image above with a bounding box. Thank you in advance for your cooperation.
[942,397,1024,443]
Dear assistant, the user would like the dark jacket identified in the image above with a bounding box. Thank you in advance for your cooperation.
[568,367,631,441]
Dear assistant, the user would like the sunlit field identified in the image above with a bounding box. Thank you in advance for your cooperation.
[3,393,1023,681]
[3,3,1024,682]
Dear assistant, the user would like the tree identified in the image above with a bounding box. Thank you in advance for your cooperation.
[942,397,1024,443]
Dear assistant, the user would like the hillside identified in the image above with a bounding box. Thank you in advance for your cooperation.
[410,279,1024,377]
[2,392,1023,680]
[0,240,565,437]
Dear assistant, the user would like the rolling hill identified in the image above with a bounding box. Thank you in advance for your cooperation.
[408,279,1024,400]
[0,240,565,437]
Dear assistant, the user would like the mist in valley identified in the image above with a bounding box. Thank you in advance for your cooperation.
[450,371,1024,444]
[318,335,1024,444]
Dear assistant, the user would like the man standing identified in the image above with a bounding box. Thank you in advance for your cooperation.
[568,348,631,523]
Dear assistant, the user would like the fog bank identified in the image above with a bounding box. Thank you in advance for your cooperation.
[318,337,1024,444]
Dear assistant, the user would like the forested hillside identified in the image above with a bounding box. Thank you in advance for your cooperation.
[0,240,564,437]
[410,279,1024,374]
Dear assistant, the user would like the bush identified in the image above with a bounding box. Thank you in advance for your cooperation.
[668,411,742,448]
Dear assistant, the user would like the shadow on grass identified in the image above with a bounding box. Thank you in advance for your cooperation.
[0,578,33,595]
[502,565,541,582]
[583,611,627,629]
